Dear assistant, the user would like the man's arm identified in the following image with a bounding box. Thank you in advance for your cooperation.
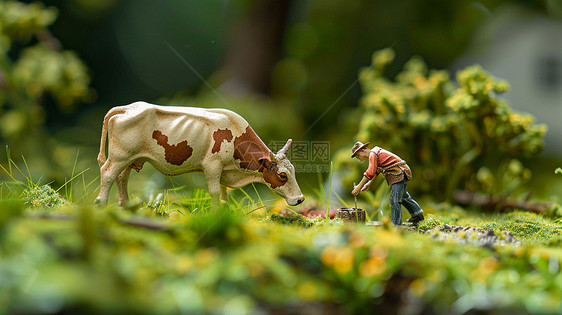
[352,151,378,196]
[361,179,373,191]
[352,176,370,196]
[363,150,377,180]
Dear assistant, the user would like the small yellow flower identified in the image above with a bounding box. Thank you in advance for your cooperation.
[322,247,354,274]
[334,247,354,274]
[360,256,386,277]
[321,247,339,266]
[349,232,366,248]
[481,256,497,273]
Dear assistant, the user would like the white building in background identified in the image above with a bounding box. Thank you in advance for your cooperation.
[454,6,562,153]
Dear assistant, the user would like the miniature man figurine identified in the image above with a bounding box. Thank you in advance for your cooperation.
[351,142,424,225]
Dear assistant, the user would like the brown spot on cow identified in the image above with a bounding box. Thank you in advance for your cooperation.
[152,130,193,166]
[211,128,233,153]
[233,126,271,171]
[129,161,144,172]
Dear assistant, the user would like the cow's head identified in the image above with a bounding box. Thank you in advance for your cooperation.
[260,139,304,206]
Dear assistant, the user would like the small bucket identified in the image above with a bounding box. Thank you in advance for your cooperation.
[336,208,366,223]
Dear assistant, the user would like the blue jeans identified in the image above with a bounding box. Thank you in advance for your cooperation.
[389,178,423,225]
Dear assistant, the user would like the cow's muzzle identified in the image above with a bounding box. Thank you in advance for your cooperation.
[288,195,305,206]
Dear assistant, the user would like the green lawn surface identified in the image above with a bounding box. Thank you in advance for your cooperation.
[1,186,562,314]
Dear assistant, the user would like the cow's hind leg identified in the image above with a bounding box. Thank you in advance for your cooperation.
[95,159,127,205]
[116,167,132,207]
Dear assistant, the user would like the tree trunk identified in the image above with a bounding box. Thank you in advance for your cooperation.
[220,0,292,96]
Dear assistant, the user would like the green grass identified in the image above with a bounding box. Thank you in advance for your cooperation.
[2,156,562,314]
[2,198,562,314]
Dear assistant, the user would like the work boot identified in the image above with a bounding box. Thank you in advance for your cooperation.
[406,214,424,224]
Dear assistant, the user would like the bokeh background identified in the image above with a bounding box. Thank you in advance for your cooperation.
[1,0,561,204]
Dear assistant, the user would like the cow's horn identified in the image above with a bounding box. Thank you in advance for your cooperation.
[277,139,292,156]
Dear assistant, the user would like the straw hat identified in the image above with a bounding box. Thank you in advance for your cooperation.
[351,141,370,158]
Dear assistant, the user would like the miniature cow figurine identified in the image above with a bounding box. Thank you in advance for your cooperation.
[94,101,305,207]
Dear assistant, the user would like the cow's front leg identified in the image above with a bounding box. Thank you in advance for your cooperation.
[203,162,223,210]
[116,167,131,207]
[220,185,229,204]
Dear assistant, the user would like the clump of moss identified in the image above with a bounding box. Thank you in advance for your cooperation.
[418,216,443,231]
[267,213,314,227]
[478,211,562,245]
[21,184,68,208]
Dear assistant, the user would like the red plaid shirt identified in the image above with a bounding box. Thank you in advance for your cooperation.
[364,147,412,186]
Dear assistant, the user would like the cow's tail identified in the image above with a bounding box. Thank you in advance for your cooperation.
[97,106,127,167]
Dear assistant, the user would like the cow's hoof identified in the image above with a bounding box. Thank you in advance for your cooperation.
[118,200,129,208]
[94,197,107,205]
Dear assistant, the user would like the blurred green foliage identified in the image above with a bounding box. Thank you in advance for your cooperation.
[0,0,90,181]
[336,48,546,200]
[0,199,23,233]
[12,45,89,108]
[2,190,562,313]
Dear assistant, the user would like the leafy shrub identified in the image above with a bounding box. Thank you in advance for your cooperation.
[336,48,546,200]
[0,1,90,111]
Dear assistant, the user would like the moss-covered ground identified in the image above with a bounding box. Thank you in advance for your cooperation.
[1,185,562,314]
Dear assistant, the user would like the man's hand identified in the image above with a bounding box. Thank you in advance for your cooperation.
[352,176,371,196]
[361,180,372,192]
[351,185,361,196]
